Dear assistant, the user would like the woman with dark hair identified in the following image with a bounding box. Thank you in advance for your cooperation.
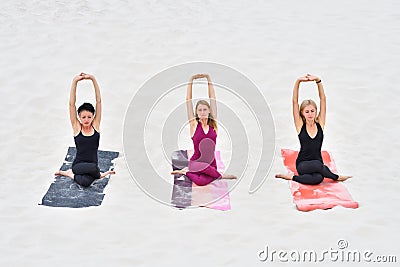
[55,73,115,187]
[171,74,236,186]
[275,74,351,185]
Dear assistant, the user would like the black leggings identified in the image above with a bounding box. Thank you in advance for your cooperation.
[293,160,339,185]
[72,162,100,187]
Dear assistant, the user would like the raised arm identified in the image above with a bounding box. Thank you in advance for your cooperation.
[293,76,308,133]
[306,74,326,128]
[186,75,198,137]
[69,74,85,134]
[204,74,217,120]
[186,74,213,121]
[84,74,102,131]
[186,75,196,122]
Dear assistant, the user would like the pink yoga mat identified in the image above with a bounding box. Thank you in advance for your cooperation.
[281,149,358,212]
[188,150,231,210]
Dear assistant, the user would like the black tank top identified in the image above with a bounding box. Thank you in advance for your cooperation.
[296,122,323,165]
[72,127,100,166]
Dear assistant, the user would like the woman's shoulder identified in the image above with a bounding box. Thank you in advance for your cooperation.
[73,123,82,137]
[92,121,101,133]
[189,118,198,127]
[316,122,324,131]
[296,121,304,135]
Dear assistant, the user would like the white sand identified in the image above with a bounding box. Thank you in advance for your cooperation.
[1,0,399,266]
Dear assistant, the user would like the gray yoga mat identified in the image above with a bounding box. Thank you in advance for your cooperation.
[171,150,192,209]
[41,147,119,208]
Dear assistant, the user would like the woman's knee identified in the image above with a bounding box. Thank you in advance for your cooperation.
[297,160,323,174]
[72,162,99,178]
[293,173,324,185]
[74,174,95,187]
[187,172,214,186]
[296,162,308,175]
[310,173,324,185]
[71,164,82,174]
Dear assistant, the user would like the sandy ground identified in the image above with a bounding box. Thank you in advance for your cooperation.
[0,0,399,266]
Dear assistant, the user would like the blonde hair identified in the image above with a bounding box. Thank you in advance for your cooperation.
[299,99,319,123]
[195,100,218,130]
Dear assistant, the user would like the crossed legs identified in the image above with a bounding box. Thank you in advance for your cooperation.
[55,162,115,187]
[275,160,352,185]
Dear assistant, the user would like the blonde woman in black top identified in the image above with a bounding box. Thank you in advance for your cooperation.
[275,74,351,184]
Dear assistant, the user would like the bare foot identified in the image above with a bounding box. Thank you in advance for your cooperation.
[275,173,294,181]
[55,169,74,179]
[222,173,237,179]
[171,167,188,175]
[337,175,352,181]
[100,170,116,178]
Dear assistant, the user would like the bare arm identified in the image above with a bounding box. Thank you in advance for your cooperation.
[69,74,85,134]
[186,76,196,122]
[316,81,326,129]
[293,76,308,133]
[187,74,217,136]
[186,75,197,137]
[85,74,102,131]
[306,74,326,129]
[205,74,217,120]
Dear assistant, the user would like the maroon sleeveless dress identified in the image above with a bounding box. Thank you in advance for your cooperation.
[186,122,222,186]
